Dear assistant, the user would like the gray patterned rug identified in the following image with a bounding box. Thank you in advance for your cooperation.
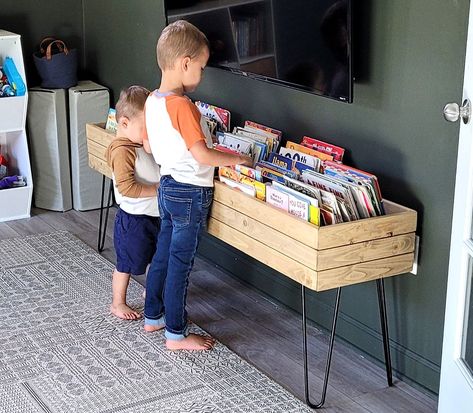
[0,231,310,413]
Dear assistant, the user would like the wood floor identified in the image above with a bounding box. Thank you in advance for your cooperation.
[0,207,438,413]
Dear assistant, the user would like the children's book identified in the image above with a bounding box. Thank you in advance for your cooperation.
[219,167,266,200]
[323,161,384,215]
[267,152,317,176]
[204,116,218,138]
[214,143,241,156]
[272,181,319,224]
[217,132,254,156]
[244,120,282,139]
[324,168,374,218]
[233,127,269,163]
[105,108,117,133]
[255,161,298,180]
[286,141,334,162]
[301,170,360,221]
[266,184,289,212]
[301,136,345,162]
[282,175,343,224]
[195,101,231,132]
[278,146,321,171]
[244,121,282,152]
[219,176,256,197]
[233,164,263,182]
[255,164,286,184]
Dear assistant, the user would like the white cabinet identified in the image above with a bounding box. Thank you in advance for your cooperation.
[0,30,33,221]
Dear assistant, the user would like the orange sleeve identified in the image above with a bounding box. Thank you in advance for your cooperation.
[167,97,206,150]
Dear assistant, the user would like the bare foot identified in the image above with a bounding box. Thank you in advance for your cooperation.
[166,333,215,351]
[143,323,165,332]
[110,303,141,320]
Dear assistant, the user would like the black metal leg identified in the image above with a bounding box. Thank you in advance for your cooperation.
[302,286,342,409]
[97,176,114,253]
[376,278,394,386]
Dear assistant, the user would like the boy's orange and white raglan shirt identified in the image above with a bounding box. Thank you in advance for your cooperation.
[145,91,214,187]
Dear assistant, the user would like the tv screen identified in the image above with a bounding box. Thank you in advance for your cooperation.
[165,0,353,103]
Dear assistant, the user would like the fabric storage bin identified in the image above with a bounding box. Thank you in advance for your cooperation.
[27,87,72,211]
[69,81,109,210]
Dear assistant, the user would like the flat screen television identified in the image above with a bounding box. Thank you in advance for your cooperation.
[164,0,353,103]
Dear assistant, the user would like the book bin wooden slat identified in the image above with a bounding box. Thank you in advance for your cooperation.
[208,180,417,291]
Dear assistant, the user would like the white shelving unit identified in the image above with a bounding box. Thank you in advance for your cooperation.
[0,30,33,221]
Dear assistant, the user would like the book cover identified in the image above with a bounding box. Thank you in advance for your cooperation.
[195,101,231,132]
[237,126,279,154]
[219,166,266,201]
[301,170,360,221]
[214,143,241,156]
[217,132,254,155]
[204,116,218,138]
[244,120,282,138]
[234,164,262,181]
[271,182,310,221]
[286,141,334,162]
[301,136,345,162]
[244,121,281,152]
[219,176,256,197]
[324,160,383,203]
[309,205,320,226]
[278,147,321,170]
[255,165,286,184]
[105,108,117,133]
[255,161,298,180]
[266,185,289,212]
[268,152,317,176]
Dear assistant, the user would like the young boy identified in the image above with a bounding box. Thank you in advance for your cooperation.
[106,85,161,320]
[143,20,252,351]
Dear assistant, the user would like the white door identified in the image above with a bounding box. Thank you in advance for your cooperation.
[438,2,473,411]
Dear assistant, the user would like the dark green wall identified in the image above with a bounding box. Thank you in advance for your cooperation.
[0,1,83,87]
[2,0,470,395]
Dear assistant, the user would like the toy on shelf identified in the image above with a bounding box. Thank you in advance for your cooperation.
[0,175,26,190]
[0,57,26,97]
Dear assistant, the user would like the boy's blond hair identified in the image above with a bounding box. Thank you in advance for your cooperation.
[157,20,209,71]
[115,85,150,120]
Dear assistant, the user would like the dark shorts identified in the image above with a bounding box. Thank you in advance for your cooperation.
[114,208,160,275]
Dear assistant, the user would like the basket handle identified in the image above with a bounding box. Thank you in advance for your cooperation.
[40,37,63,54]
[46,40,69,60]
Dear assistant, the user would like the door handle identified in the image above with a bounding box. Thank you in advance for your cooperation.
[443,99,471,124]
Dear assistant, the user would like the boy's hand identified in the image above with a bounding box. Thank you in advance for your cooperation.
[238,155,253,166]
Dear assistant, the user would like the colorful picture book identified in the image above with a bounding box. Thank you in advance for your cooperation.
[105,108,117,133]
[219,166,266,200]
[301,136,345,162]
[195,101,231,133]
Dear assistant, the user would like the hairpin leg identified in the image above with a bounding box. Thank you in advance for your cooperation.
[376,278,393,386]
[97,175,114,252]
[302,285,342,409]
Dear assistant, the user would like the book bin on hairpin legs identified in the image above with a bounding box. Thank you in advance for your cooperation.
[86,122,417,409]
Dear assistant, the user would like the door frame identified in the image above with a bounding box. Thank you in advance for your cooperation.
[438,0,473,410]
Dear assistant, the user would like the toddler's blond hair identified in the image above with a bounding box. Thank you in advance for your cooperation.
[115,85,150,120]
[157,20,209,71]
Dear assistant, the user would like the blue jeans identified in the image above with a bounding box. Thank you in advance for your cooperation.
[144,175,213,340]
